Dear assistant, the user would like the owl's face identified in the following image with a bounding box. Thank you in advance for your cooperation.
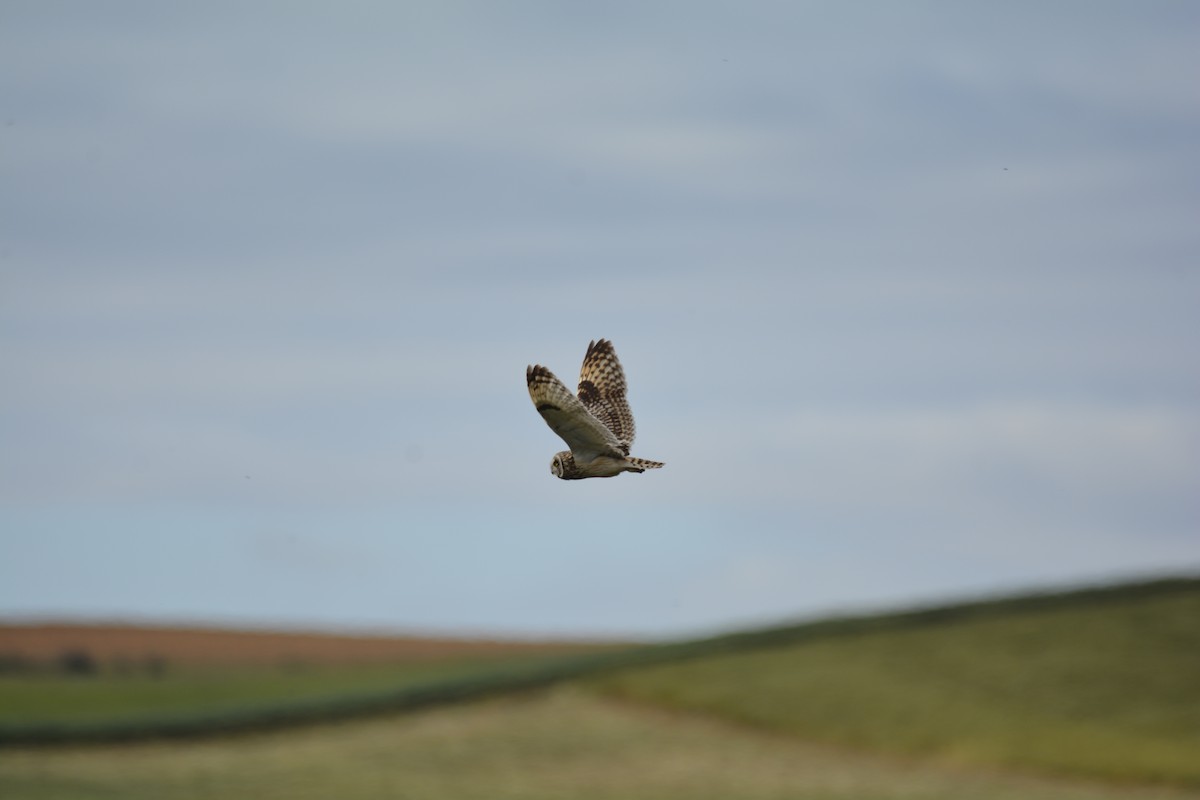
[551,451,579,479]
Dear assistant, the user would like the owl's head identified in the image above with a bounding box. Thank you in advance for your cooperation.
[551,451,578,480]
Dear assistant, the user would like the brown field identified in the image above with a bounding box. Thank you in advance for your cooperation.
[0,622,617,667]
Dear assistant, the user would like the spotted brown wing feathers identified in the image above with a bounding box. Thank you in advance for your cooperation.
[576,338,636,453]
[526,363,625,462]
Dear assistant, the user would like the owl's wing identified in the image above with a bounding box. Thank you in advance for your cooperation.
[527,364,626,462]
[576,339,635,453]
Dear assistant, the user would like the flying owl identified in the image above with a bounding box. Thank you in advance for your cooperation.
[526,339,665,480]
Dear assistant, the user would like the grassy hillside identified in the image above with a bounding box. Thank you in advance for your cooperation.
[0,656,560,724]
[592,578,1200,786]
[2,689,1196,800]
[2,576,1196,790]
[0,650,629,744]
[0,624,622,742]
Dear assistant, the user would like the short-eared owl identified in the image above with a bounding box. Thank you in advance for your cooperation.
[526,339,664,480]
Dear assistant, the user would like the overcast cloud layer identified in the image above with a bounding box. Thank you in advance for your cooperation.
[2,2,1198,637]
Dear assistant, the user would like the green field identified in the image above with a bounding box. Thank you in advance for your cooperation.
[0,655,565,726]
[591,582,1200,786]
[0,649,629,744]
[2,576,1197,798]
[3,689,1197,800]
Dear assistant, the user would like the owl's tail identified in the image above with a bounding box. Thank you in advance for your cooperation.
[626,457,665,472]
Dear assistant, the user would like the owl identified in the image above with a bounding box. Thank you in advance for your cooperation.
[526,339,665,480]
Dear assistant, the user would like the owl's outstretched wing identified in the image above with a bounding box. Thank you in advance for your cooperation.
[576,339,635,453]
[527,364,626,462]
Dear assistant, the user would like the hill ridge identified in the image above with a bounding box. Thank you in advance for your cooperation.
[2,574,1196,748]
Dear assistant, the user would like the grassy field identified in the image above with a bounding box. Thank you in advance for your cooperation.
[2,688,1198,800]
[591,581,1200,786]
[1,576,1196,797]
[0,655,560,724]
[0,623,623,741]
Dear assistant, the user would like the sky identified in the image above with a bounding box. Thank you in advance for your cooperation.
[1,2,1198,639]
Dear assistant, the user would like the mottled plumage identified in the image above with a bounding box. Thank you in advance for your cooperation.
[577,339,635,453]
[526,340,664,480]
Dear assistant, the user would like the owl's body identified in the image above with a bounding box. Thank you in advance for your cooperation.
[526,339,664,480]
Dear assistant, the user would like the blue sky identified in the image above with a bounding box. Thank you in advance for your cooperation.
[2,2,1198,638]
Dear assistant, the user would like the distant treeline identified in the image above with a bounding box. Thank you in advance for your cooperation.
[0,649,168,678]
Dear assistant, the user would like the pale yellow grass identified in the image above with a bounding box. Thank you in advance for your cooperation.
[1,689,1196,800]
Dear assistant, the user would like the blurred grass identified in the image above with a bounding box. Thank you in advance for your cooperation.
[590,584,1200,786]
[3,688,1197,800]
[0,651,625,744]
[2,575,1196,793]
[0,656,547,723]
